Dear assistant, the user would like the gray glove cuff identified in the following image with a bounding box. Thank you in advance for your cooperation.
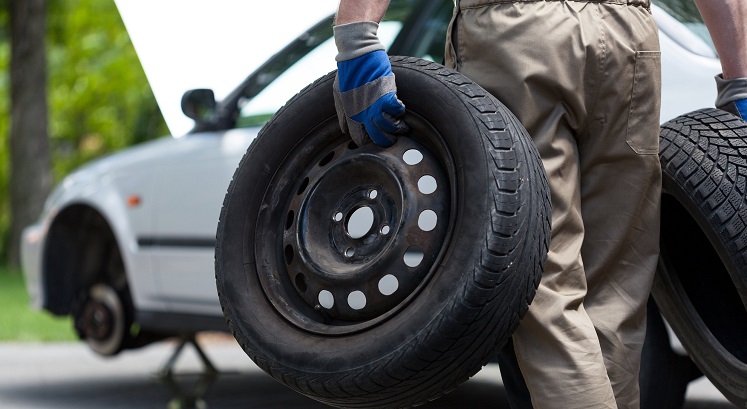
[334,21,385,62]
[715,74,747,107]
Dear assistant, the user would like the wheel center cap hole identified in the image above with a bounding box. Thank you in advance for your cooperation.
[346,206,375,239]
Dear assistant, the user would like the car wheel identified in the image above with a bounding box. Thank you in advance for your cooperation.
[215,56,551,408]
[654,108,747,407]
[72,283,132,356]
[70,239,141,357]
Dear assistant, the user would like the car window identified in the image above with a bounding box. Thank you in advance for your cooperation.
[237,22,404,128]
[390,0,453,64]
[652,0,716,58]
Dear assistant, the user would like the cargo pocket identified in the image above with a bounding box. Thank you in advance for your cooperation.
[626,51,661,155]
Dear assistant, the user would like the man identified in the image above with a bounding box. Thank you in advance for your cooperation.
[332,0,746,408]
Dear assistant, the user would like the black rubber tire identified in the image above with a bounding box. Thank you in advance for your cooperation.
[215,56,551,408]
[654,108,747,407]
[639,297,702,409]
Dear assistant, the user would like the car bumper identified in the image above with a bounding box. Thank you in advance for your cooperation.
[21,223,45,310]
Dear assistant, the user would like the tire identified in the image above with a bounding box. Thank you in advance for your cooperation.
[639,297,701,409]
[654,108,747,407]
[215,56,551,408]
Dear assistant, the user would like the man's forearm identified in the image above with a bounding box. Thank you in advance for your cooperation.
[336,0,391,25]
[695,0,747,78]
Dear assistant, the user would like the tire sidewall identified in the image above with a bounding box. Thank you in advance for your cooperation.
[655,108,747,406]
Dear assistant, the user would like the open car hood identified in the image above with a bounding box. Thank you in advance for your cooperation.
[115,0,339,136]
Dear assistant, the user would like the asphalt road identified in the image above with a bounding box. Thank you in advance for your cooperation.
[0,335,736,409]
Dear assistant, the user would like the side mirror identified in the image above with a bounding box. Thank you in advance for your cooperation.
[181,88,216,122]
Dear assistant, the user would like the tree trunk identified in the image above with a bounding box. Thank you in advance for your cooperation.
[8,0,52,269]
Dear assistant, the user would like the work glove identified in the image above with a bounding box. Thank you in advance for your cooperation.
[715,74,747,119]
[333,21,408,147]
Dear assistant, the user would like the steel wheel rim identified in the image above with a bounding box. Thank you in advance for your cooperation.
[255,116,454,335]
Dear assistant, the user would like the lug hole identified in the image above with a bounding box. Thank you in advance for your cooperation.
[418,210,437,232]
[418,175,437,195]
[319,151,335,167]
[348,291,366,310]
[378,275,399,296]
[284,244,294,265]
[404,246,424,268]
[295,274,308,292]
[297,177,309,195]
[380,224,390,235]
[318,290,334,309]
[285,210,295,230]
[403,149,423,165]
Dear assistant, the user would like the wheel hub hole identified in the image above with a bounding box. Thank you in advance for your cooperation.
[295,273,308,292]
[346,206,375,239]
[403,149,423,165]
[348,291,366,310]
[418,175,437,195]
[318,290,334,309]
[378,274,399,296]
[404,246,425,268]
[284,244,294,265]
[418,210,437,232]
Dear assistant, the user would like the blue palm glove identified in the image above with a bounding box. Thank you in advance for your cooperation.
[734,99,747,118]
[333,22,408,147]
[715,74,747,119]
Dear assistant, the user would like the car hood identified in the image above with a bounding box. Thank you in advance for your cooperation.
[114,0,339,137]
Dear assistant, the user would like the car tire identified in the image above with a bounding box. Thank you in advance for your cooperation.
[639,298,701,409]
[654,108,747,407]
[215,56,551,408]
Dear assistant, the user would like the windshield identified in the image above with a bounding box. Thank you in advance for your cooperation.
[237,21,404,128]
[233,0,451,128]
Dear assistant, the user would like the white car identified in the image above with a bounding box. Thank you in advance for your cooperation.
[21,0,723,396]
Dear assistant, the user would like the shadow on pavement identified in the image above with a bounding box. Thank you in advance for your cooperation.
[0,341,736,409]
[1,370,511,409]
[1,370,737,409]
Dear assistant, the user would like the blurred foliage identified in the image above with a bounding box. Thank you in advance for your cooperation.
[0,4,8,266]
[0,0,168,262]
[0,267,77,341]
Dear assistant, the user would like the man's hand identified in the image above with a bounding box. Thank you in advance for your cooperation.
[715,75,747,119]
[333,22,407,147]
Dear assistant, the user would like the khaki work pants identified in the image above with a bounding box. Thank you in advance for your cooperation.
[445,1,662,408]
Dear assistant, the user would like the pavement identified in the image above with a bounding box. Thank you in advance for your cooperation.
[0,335,737,409]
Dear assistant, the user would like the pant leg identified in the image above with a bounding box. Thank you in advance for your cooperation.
[446,1,660,408]
[578,4,662,407]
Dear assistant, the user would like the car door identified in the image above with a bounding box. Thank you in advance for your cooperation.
[149,130,256,315]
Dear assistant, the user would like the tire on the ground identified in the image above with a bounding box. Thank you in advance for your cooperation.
[654,108,747,407]
[215,57,551,408]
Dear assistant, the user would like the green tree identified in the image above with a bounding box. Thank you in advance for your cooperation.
[46,0,168,177]
[0,0,168,265]
[7,0,51,269]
